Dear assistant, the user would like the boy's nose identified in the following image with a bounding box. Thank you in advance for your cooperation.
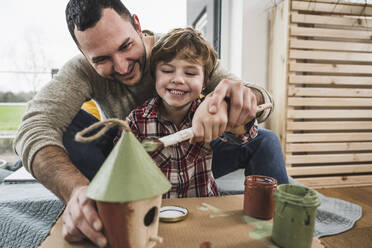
[171,74,185,84]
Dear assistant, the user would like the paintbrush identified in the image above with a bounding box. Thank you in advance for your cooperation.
[142,103,272,152]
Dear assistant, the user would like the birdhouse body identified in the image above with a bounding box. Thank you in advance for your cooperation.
[97,195,162,248]
[86,130,171,248]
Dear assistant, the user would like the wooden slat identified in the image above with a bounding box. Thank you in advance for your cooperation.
[286,153,372,164]
[287,164,372,176]
[287,121,372,130]
[288,86,372,97]
[289,87,372,97]
[287,132,372,142]
[299,0,372,5]
[295,175,372,189]
[287,109,372,119]
[291,12,372,28]
[289,62,372,74]
[290,50,372,62]
[289,75,372,86]
[288,97,372,106]
[290,39,372,53]
[286,142,372,152]
[292,1,372,16]
[291,25,372,40]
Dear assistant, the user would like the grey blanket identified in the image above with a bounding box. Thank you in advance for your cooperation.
[0,169,65,248]
[0,169,362,248]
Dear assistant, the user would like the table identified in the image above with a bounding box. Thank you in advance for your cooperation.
[40,195,323,248]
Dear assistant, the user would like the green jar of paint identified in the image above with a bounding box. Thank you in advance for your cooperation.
[272,184,320,248]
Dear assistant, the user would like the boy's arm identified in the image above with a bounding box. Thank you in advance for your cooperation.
[221,119,258,145]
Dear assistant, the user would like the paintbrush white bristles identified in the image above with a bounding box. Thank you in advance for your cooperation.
[141,128,193,152]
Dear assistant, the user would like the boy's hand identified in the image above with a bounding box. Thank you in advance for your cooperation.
[208,79,258,130]
[191,94,228,144]
[62,185,107,247]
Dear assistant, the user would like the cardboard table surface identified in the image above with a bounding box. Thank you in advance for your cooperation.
[39,195,323,248]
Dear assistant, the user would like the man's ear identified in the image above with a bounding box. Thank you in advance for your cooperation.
[132,14,143,37]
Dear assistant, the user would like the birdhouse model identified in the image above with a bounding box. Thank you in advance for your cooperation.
[86,130,171,248]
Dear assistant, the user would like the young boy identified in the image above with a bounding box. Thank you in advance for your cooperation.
[124,27,258,198]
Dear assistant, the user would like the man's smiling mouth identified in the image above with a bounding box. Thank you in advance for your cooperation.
[114,62,137,80]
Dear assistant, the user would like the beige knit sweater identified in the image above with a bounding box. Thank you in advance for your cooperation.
[14,34,273,173]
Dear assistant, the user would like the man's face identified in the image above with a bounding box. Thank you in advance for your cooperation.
[74,9,146,86]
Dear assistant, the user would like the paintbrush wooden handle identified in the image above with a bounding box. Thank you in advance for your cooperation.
[158,128,194,147]
[257,103,273,112]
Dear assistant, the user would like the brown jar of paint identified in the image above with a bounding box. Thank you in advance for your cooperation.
[243,175,277,219]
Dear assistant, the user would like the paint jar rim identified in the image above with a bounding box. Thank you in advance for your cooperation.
[244,175,278,188]
[274,184,320,207]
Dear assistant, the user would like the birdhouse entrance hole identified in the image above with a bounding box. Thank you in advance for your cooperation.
[144,206,157,226]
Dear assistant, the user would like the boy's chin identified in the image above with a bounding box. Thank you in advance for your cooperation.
[165,101,192,110]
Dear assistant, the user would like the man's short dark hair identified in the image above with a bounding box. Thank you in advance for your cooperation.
[66,0,133,46]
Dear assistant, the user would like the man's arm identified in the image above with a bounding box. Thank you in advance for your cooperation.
[32,146,87,202]
[205,60,274,123]
[13,55,107,247]
[32,146,107,247]
[13,55,94,173]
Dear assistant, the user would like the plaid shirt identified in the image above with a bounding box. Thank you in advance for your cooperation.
[124,96,257,198]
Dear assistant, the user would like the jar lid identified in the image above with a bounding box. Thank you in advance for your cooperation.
[274,184,320,207]
[245,175,277,187]
[159,205,188,223]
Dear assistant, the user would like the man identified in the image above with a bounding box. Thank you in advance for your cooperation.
[14,0,288,247]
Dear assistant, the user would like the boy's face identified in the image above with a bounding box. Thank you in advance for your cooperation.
[75,9,146,86]
[155,56,204,111]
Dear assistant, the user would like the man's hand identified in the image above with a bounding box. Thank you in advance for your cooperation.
[191,94,228,144]
[62,186,107,247]
[208,79,260,130]
[32,146,106,246]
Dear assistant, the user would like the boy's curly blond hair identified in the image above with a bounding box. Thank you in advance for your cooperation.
[150,27,218,86]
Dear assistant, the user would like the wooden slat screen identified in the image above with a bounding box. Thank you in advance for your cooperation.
[270,0,372,187]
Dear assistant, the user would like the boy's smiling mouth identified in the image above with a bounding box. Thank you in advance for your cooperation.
[167,89,188,95]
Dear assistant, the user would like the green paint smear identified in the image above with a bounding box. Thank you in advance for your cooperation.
[198,202,220,213]
[250,222,272,240]
[198,206,209,211]
[243,215,273,240]
[267,244,279,248]
[243,215,262,224]
[198,203,234,218]
[210,212,233,218]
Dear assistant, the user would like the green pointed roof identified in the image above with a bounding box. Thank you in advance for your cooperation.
[86,130,171,203]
